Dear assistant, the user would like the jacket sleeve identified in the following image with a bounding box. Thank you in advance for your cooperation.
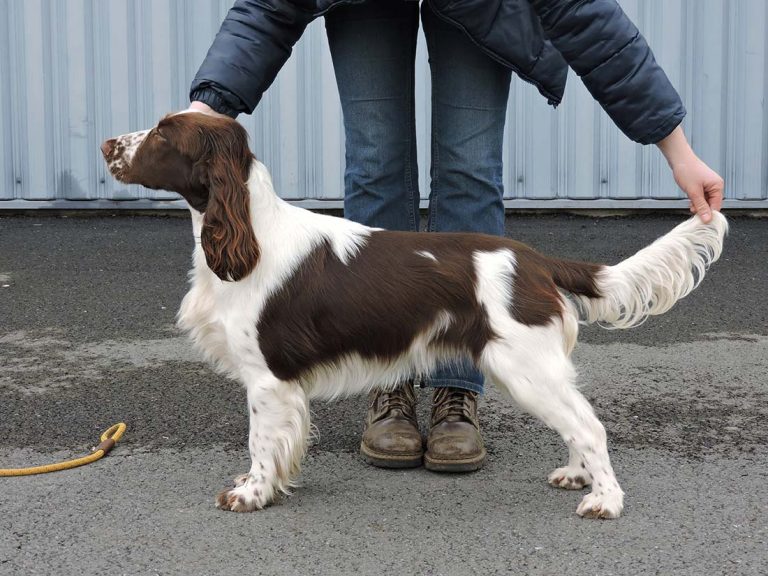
[528,0,685,144]
[190,0,316,117]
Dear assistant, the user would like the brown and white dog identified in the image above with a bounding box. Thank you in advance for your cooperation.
[101,112,727,519]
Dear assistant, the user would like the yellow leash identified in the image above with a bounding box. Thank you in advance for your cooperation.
[0,423,127,477]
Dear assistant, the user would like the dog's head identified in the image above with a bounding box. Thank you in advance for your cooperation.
[101,112,259,281]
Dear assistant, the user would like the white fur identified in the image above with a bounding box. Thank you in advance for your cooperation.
[415,250,438,262]
[177,161,369,380]
[174,159,725,519]
[572,212,728,329]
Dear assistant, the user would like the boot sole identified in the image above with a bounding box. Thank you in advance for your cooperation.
[359,443,423,469]
[423,448,487,473]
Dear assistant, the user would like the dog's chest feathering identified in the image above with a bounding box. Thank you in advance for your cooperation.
[177,196,374,381]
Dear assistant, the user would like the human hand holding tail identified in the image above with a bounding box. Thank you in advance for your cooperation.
[657,126,724,223]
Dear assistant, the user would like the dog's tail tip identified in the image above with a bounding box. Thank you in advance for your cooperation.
[572,212,726,329]
[690,209,729,237]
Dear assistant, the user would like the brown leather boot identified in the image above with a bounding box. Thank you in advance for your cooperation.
[360,381,422,468]
[424,387,486,472]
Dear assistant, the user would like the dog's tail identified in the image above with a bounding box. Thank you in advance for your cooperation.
[544,212,728,329]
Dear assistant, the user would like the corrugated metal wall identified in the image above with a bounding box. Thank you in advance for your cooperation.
[1,0,766,209]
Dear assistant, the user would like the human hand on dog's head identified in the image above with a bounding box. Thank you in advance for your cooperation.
[188,101,230,119]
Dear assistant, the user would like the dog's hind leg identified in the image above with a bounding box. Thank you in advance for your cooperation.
[216,371,310,512]
[480,341,624,519]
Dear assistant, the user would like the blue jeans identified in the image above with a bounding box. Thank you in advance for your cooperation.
[325,0,511,394]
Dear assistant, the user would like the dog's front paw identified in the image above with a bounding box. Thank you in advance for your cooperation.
[548,466,591,490]
[576,490,624,519]
[215,476,272,512]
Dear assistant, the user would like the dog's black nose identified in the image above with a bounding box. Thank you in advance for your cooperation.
[101,138,116,158]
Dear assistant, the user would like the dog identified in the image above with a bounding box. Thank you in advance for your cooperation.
[101,111,727,518]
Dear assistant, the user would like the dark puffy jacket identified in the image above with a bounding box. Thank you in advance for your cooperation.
[191,0,685,144]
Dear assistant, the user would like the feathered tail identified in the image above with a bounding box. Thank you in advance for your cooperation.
[545,212,728,329]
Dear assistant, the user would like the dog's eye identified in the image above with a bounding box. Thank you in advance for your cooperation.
[153,128,166,140]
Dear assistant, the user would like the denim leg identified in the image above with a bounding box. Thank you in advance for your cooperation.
[422,2,512,394]
[325,0,420,231]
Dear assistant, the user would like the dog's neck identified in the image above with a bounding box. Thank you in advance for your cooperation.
[246,159,282,219]
[191,159,370,286]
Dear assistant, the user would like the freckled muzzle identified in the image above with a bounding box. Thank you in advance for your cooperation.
[101,138,126,180]
[100,138,116,158]
[101,129,148,181]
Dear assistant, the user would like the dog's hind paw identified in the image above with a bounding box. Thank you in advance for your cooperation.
[576,490,624,519]
[548,465,591,490]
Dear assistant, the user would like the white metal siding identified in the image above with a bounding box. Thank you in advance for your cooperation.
[1,0,766,208]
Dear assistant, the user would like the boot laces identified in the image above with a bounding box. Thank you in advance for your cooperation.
[372,383,416,419]
[381,390,413,413]
[433,387,477,425]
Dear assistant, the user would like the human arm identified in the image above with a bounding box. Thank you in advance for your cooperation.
[656,126,724,222]
[190,0,316,117]
[529,0,723,217]
[528,0,684,144]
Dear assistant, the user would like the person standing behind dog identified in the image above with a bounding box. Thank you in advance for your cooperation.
[186,0,724,473]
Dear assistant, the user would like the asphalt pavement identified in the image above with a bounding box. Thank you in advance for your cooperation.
[0,212,766,576]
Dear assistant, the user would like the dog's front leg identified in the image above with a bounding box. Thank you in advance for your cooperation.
[216,372,310,512]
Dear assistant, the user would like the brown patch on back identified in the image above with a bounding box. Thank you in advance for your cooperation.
[257,232,499,382]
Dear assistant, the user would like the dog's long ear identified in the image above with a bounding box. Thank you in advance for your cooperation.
[154,113,260,281]
[195,118,259,282]
[200,154,259,281]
